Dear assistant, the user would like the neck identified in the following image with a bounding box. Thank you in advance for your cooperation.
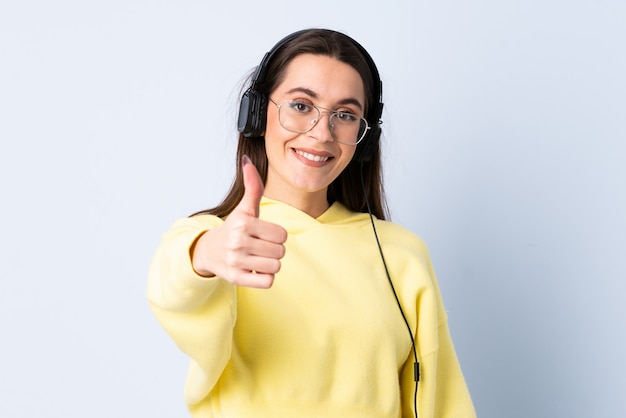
[264,188,330,218]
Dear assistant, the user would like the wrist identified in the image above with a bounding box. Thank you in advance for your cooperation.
[190,231,216,278]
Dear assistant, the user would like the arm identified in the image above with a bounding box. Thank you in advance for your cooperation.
[399,242,476,418]
[147,216,238,404]
[148,216,228,312]
[400,316,476,418]
[146,158,287,405]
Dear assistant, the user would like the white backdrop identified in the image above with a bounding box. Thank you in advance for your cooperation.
[1,1,624,417]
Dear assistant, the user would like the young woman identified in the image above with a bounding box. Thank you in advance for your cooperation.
[148,28,476,418]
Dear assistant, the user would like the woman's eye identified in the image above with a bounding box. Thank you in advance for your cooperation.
[335,111,358,122]
[289,101,313,113]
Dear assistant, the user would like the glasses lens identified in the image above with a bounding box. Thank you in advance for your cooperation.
[278,101,320,134]
[329,112,368,145]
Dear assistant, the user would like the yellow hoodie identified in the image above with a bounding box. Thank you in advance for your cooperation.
[148,198,475,418]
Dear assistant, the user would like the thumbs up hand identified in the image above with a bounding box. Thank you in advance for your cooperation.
[192,155,288,288]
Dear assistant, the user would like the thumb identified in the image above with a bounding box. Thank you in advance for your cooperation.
[238,154,264,217]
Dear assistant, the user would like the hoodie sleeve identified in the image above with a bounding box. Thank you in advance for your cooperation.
[147,215,237,405]
[399,240,476,418]
[400,314,476,418]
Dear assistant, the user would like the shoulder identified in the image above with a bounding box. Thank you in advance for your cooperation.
[323,204,433,262]
[330,204,431,256]
[373,219,429,252]
[161,214,224,239]
[369,218,437,276]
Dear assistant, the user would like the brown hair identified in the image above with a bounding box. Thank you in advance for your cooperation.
[194,29,388,220]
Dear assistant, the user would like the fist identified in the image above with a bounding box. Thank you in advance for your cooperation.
[192,155,288,288]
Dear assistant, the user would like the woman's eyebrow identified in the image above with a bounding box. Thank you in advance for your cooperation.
[285,87,317,98]
[284,87,363,110]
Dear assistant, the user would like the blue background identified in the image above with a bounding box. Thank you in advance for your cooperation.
[1,1,624,416]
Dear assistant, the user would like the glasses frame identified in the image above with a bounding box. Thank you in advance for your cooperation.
[269,98,370,146]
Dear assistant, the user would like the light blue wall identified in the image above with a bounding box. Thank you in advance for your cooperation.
[1,1,624,417]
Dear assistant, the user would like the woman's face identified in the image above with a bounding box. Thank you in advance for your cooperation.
[263,53,365,212]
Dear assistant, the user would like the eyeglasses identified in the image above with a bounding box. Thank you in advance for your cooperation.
[269,98,370,145]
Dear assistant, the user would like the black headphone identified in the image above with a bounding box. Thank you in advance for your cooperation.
[237,29,384,163]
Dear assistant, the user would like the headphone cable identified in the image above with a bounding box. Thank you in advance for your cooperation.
[359,162,419,418]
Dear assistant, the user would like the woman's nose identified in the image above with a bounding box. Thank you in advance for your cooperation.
[307,112,334,143]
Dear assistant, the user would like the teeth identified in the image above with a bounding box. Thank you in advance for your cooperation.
[295,149,329,162]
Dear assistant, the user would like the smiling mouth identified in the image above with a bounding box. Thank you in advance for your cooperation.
[294,149,331,162]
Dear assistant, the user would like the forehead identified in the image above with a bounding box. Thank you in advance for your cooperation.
[273,54,365,105]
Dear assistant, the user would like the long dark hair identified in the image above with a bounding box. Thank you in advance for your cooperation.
[194,29,389,220]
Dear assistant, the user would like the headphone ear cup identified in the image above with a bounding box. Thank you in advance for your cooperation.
[355,124,380,163]
[237,89,268,137]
